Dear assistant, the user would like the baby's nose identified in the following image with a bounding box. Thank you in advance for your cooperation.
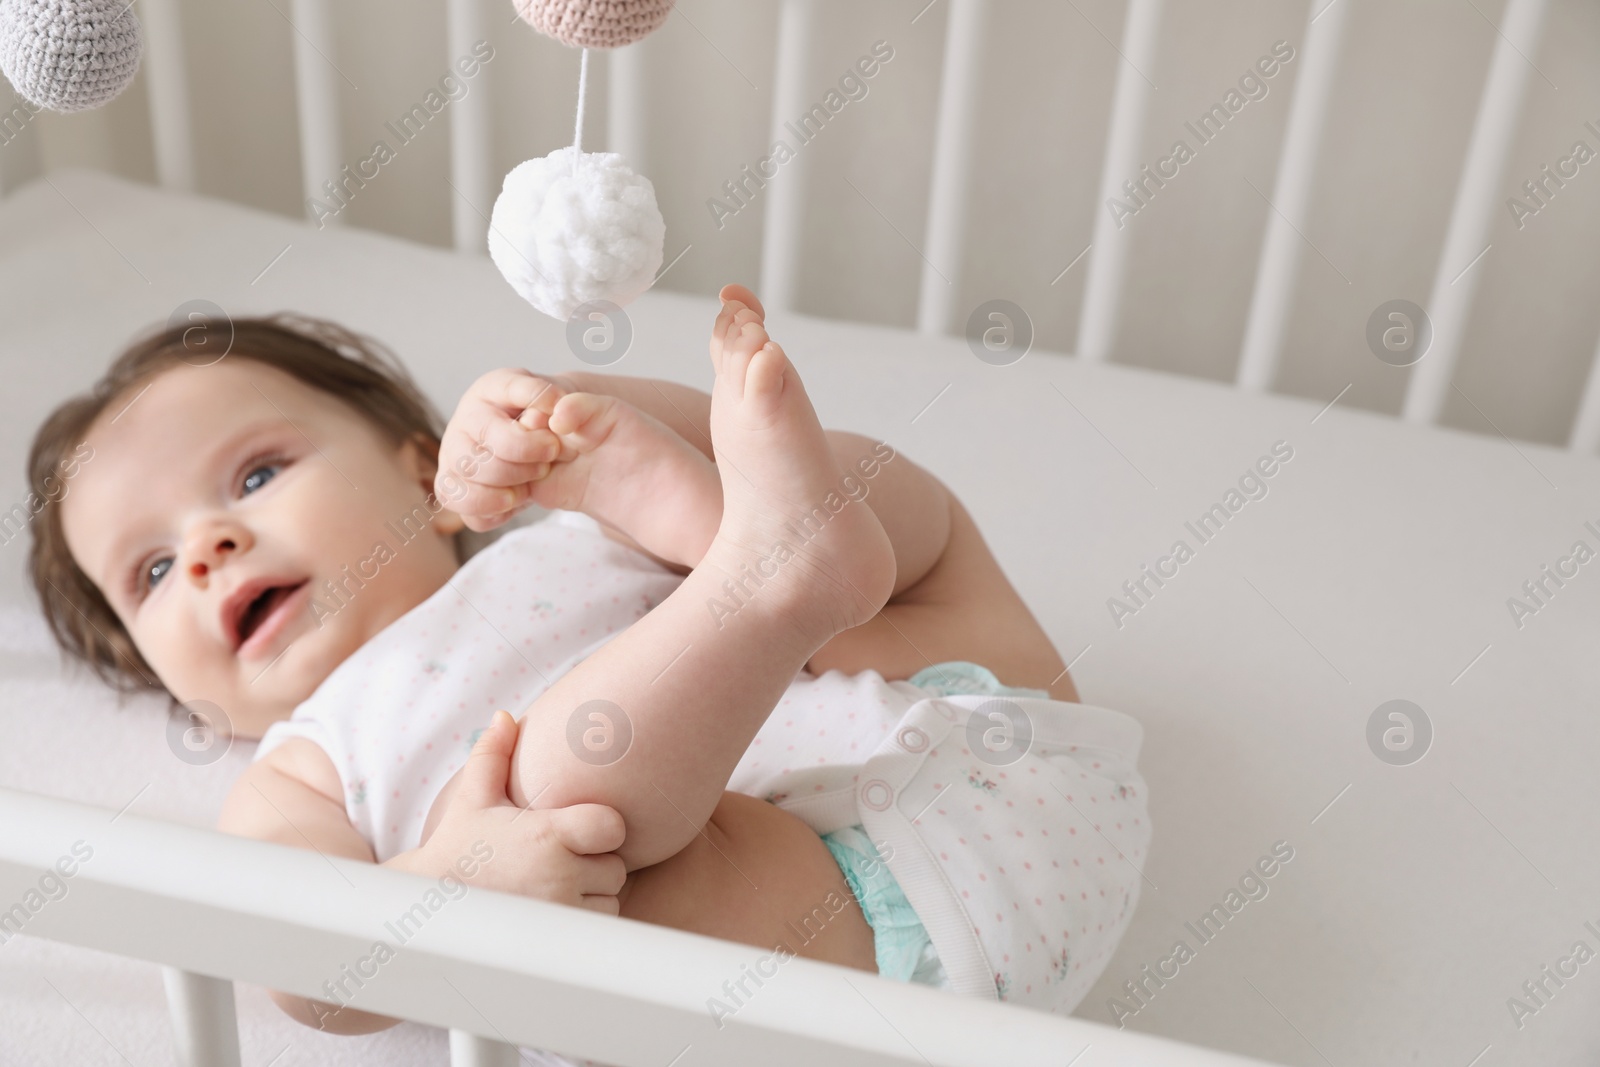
[188,535,239,579]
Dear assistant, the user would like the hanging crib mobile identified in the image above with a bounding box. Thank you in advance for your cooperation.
[490,0,674,322]
[0,0,143,113]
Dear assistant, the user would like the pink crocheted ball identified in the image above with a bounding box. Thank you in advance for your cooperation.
[512,0,674,49]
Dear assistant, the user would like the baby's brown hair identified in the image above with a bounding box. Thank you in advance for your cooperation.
[23,312,474,705]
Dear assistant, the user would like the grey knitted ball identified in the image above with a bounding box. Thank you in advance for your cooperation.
[0,0,142,113]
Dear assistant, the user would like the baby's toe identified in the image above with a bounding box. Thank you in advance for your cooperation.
[718,284,765,321]
[734,319,770,358]
[744,340,790,404]
[710,304,738,369]
[548,392,617,452]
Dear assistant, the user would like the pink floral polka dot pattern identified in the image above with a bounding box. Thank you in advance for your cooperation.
[254,510,684,862]
[728,674,1150,1016]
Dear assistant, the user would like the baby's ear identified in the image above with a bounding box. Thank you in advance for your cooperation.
[395,431,440,483]
[396,433,465,534]
[432,507,467,536]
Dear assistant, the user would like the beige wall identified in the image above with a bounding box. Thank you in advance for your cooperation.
[4,0,1598,447]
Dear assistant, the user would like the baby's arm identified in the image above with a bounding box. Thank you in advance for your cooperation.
[218,713,626,1035]
[220,741,407,1034]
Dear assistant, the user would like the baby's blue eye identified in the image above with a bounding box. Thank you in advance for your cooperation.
[242,463,280,494]
[145,556,174,592]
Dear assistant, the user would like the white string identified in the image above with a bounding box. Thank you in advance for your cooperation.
[572,48,590,178]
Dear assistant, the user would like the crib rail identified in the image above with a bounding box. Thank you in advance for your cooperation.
[0,787,1281,1067]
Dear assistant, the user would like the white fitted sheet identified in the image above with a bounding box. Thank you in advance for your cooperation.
[1,169,1598,1066]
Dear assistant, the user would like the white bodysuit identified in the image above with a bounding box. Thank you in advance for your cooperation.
[255,510,1151,1015]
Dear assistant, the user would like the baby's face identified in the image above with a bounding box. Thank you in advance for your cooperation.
[61,360,464,739]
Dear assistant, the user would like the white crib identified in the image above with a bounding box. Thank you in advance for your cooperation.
[2,1,1597,1065]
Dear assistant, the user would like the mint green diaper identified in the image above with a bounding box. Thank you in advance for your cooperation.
[819,660,1045,986]
[820,824,946,985]
[906,659,1050,700]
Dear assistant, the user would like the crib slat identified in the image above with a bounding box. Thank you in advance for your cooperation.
[915,0,987,336]
[450,1029,521,1066]
[1234,0,1349,391]
[290,0,343,225]
[139,0,195,193]
[1074,0,1163,363]
[759,0,814,313]
[447,0,493,253]
[162,968,242,1067]
[1570,336,1600,454]
[1403,0,1548,424]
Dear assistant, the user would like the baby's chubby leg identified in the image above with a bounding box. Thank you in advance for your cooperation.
[505,317,896,871]
[562,287,1075,699]
[616,790,877,972]
[556,292,950,597]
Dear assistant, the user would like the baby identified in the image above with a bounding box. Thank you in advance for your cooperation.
[28,285,1149,1039]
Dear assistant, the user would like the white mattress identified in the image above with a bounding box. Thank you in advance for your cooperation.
[1,168,1597,1067]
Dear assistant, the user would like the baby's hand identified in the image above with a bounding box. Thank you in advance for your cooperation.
[436,369,577,532]
[397,710,628,914]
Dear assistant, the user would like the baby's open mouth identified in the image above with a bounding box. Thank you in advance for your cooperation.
[233,579,311,653]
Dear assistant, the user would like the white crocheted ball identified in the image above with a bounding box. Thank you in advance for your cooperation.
[0,0,142,113]
[488,145,665,322]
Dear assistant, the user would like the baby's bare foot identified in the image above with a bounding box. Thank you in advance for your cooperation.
[532,390,722,568]
[701,305,894,639]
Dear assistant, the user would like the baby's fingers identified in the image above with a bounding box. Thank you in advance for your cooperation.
[577,894,620,917]
[550,803,627,856]
[578,853,628,898]
[571,854,625,914]
[454,710,518,809]
[469,368,569,422]
[446,475,547,529]
[474,408,565,466]
[458,444,561,492]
